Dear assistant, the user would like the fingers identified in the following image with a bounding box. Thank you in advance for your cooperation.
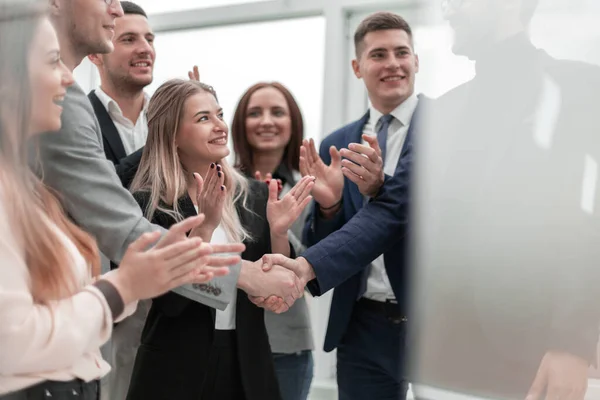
[193,172,204,199]
[346,142,380,164]
[188,65,200,81]
[329,145,342,168]
[157,214,206,248]
[362,134,382,158]
[128,231,161,252]
[262,254,297,275]
[268,178,279,203]
[342,166,363,186]
[204,254,242,267]
[154,236,204,261]
[299,145,311,177]
[525,366,547,400]
[294,177,315,204]
[211,242,246,254]
[254,170,262,181]
[308,139,319,166]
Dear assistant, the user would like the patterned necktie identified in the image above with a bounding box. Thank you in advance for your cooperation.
[377,114,394,163]
[357,114,395,300]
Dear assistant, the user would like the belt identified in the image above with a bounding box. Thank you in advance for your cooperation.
[357,297,408,324]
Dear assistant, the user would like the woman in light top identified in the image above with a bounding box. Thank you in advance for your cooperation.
[0,3,240,399]
[127,79,314,400]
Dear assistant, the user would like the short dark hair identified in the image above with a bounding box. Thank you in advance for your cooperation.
[121,1,147,18]
[354,12,413,58]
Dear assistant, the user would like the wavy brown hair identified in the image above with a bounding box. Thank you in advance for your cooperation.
[130,79,251,242]
[0,0,99,303]
[231,82,303,176]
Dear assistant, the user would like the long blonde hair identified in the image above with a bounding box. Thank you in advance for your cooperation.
[0,1,99,303]
[130,79,252,242]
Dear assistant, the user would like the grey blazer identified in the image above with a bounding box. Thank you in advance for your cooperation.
[32,82,237,309]
[263,166,314,354]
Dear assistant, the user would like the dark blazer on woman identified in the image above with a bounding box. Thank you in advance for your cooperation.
[126,180,282,400]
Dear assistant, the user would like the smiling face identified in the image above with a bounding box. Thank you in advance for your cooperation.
[244,86,292,155]
[93,13,155,91]
[176,91,230,166]
[28,17,75,134]
[352,29,419,113]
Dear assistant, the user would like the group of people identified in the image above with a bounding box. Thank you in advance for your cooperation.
[2,0,600,400]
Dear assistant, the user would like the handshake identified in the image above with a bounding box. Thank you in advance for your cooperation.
[238,255,317,314]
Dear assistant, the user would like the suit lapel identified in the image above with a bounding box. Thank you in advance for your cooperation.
[88,90,127,161]
[348,111,371,212]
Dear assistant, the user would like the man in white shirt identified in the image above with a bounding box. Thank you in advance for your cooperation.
[88,1,151,171]
[87,3,153,399]
[301,11,424,400]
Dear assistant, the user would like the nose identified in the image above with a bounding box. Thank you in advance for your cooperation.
[60,61,75,88]
[109,0,124,18]
[137,39,154,57]
[260,112,274,127]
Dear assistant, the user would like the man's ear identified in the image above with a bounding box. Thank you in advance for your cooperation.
[88,54,103,67]
[351,59,362,79]
[414,53,420,74]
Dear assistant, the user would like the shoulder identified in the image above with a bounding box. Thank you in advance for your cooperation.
[323,114,369,147]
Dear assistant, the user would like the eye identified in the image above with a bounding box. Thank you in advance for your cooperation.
[247,111,261,118]
[273,110,286,117]
[371,52,384,59]
[218,112,224,120]
[197,116,208,122]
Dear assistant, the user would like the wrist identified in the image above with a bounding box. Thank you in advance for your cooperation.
[319,201,342,219]
[98,270,132,315]
[297,257,316,284]
[236,260,255,294]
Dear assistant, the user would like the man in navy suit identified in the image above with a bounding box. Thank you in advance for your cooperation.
[300,12,422,400]
[264,0,600,399]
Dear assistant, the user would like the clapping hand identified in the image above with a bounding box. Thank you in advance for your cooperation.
[299,138,343,209]
[339,134,385,198]
[192,163,226,235]
[255,171,283,196]
[267,176,314,237]
[188,65,200,81]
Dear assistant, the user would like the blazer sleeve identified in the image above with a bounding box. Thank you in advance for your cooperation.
[35,84,165,264]
[114,147,143,189]
[302,138,412,295]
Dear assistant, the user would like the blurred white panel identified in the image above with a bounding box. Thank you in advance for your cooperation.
[137,0,273,15]
[147,17,325,150]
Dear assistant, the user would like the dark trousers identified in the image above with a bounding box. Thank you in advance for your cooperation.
[0,380,99,400]
[200,330,246,400]
[336,299,408,400]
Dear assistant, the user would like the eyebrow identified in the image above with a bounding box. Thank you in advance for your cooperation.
[194,108,223,118]
[118,32,155,40]
[369,45,411,54]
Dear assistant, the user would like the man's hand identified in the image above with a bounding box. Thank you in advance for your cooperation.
[339,134,385,198]
[525,351,589,400]
[267,176,314,236]
[188,65,200,81]
[238,259,304,313]
[299,138,343,209]
[260,254,316,288]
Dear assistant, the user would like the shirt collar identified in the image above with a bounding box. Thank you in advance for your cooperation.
[369,92,419,129]
[94,87,150,118]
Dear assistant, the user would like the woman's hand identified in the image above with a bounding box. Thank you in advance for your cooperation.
[299,138,344,209]
[194,163,226,234]
[267,175,314,237]
[105,215,239,304]
[254,171,283,196]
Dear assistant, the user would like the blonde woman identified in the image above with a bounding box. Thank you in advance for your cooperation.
[0,3,241,399]
[127,79,313,400]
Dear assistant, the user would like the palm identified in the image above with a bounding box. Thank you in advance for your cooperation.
[312,161,343,207]
[266,176,314,236]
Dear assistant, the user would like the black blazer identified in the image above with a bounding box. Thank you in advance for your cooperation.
[126,180,282,400]
[88,90,143,188]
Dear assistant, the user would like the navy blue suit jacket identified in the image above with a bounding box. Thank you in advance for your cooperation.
[302,98,425,352]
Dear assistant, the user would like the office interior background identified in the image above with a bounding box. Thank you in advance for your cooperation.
[73,0,600,398]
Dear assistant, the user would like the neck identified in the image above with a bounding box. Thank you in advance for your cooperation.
[252,150,284,177]
[55,27,84,72]
[100,82,145,124]
[371,92,412,115]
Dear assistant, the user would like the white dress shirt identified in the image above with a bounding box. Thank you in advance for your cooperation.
[193,205,237,330]
[361,93,419,302]
[94,87,149,155]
